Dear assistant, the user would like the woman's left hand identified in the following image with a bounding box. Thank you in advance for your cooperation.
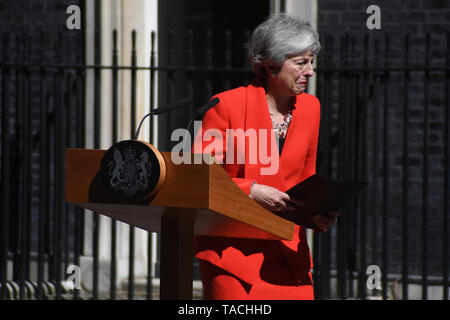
[311,210,341,232]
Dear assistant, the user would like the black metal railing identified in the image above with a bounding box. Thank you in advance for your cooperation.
[0,28,448,300]
[1,30,85,300]
[312,32,449,300]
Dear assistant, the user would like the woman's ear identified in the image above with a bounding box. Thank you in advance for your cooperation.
[263,62,279,78]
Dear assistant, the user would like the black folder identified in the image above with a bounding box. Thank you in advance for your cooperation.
[280,174,368,229]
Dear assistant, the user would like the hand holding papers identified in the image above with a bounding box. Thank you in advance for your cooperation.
[279,174,368,230]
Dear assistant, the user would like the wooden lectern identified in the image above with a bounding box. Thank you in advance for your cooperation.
[65,147,295,299]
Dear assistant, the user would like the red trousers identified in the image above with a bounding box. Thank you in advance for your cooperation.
[199,260,314,300]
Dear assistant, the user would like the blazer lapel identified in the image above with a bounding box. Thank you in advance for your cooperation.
[278,94,300,191]
[244,81,286,190]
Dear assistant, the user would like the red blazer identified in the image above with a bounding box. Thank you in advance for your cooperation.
[193,78,321,287]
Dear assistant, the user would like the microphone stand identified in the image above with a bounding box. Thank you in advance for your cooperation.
[134,98,190,140]
[182,97,220,152]
[134,96,219,155]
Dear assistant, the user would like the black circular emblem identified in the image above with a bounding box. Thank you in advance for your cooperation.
[101,140,166,201]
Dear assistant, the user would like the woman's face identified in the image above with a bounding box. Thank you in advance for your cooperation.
[272,51,315,96]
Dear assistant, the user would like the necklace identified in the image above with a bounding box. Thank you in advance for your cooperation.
[270,111,292,138]
[269,97,295,138]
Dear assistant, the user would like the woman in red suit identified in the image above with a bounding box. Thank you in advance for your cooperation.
[194,14,340,300]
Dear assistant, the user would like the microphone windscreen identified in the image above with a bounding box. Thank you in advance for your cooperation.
[152,98,191,115]
[195,97,220,116]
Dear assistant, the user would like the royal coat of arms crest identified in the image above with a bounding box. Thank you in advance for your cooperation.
[101,140,164,200]
[108,146,152,197]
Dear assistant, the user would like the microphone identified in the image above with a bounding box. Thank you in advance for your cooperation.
[152,97,191,115]
[134,97,190,140]
[193,97,220,118]
[183,97,220,151]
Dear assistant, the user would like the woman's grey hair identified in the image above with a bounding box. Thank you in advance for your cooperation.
[249,13,321,77]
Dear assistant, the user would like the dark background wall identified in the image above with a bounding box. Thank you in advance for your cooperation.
[1,0,80,29]
[317,0,449,278]
[0,0,84,62]
[157,0,269,151]
[0,0,83,255]
[318,0,450,34]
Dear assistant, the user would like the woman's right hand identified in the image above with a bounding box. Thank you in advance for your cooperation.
[249,183,303,213]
